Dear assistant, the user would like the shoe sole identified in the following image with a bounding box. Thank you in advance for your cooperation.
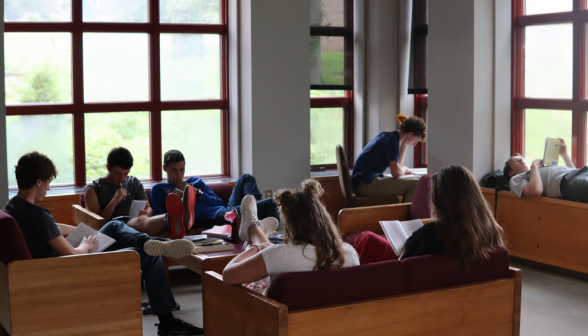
[166,193,185,239]
[144,239,195,259]
[259,217,279,237]
[183,186,196,232]
[238,195,257,241]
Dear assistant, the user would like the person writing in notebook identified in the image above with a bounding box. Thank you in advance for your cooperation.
[353,165,505,267]
[504,138,588,202]
[222,179,359,294]
[351,116,427,203]
[5,151,203,336]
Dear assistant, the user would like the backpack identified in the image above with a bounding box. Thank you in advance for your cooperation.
[481,170,510,191]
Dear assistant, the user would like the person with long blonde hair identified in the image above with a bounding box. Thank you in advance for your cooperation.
[355,165,505,268]
[223,179,359,289]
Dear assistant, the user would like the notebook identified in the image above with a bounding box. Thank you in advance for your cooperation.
[65,223,116,253]
[202,225,233,240]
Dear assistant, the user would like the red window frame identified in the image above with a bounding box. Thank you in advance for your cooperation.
[310,0,354,171]
[512,0,587,166]
[5,0,230,188]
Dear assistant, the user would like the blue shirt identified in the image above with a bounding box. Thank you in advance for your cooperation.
[151,177,227,220]
[351,131,400,188]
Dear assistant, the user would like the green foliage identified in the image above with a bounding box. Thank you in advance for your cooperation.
[161,0,220,23]
[311,108,344,165]
[19,62,64,103]
[525,109,572,166]
[320,51,344,85]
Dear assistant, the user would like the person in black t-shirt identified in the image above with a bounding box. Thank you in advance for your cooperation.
[5,152,204,336]
[355,165,505,268]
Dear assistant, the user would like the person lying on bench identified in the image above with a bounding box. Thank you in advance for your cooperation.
[222,179,359,294]
[504,139,584,201]
[354,165,505,267]
[351,116,426,203]
[5,151,203,336]
[150,149,280,238]
[84,147,192,238]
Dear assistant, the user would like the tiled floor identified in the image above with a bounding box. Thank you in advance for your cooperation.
[140,262,588,335]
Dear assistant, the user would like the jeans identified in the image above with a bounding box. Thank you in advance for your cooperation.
[100,221,177,316]
[213,174,279,226]
[561,166,588,203]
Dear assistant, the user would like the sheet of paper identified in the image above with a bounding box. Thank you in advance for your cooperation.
[65,223,116,253]
[129,200,148,218]
[543,137,561,166]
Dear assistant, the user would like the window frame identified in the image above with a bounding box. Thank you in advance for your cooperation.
[310,0,354,171]
[5,0,230,189]
[413,94,427,168]
[512,0,587,166]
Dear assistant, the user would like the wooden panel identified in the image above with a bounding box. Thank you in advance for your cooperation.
[0,264,11,335]
[72,204,105,229]
[173,254,236,275]
[288,279,516,336]
[36,194,79,225]
[338,204,411,236]
[8,251,142,336]
[314,176,349,223]
[511,268,522,336]
[203,271,288,336]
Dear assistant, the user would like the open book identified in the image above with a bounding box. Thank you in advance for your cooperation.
[65,223,116,253]
[543,137,561,166]
[128,200,148,218]
[379,219,424,255]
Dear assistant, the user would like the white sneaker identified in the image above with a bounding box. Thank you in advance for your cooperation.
[239,195,258,241]
[259,217,279,238]
[144,239,195,259]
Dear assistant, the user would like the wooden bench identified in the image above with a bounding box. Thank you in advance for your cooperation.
[482,187,588,274]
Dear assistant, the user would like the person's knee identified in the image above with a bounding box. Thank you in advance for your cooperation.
[240,173,255,181]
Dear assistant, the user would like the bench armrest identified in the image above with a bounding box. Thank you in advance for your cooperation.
[2,251,141,335]
[72,204,105,230]
[203,271,288,336]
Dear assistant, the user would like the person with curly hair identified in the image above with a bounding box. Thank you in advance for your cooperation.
[351,116,427,202]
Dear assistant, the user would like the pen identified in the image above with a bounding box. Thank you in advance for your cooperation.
[120,183,126,201]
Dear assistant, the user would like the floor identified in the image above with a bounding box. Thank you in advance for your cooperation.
[141,261,588,336]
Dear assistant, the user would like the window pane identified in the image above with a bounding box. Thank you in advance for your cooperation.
[311,108,343,165]
[524,109,572,166]
[311,36,345,86]
[311,90,346,97]
[84,33,149,103]
[5,0,70,22]
[525,24,573,99]
[161,34,221,101]
[7,114,74,187]
[160,0,220,24]
[525,0,572,16]
[162,110,222,175]
[311,0,345,27]
[85,112,150,182]
[83,0,148,23]
[5,33,72,104]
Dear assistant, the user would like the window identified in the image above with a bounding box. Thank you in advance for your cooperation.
[512,0,586,166]
[310,0,354,170]
[4,0,229,188]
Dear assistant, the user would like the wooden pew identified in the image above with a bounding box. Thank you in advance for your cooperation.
[482,187,588,274]
[203,268,522,336]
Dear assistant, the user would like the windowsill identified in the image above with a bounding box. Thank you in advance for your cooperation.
[8,176,241,199]
[310,167,428,178]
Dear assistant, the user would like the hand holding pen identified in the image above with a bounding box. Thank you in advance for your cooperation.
[115,184,128,203]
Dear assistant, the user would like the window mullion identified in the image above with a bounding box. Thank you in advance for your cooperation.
[572,111,587,166]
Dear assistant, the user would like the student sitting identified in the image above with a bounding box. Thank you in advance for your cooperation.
[84,147,191,238]
[354,165,505,267]
[352,116,427,203]
[504,138,588,202]
[150,149,280,238]
[5,152,203,336]
[222,179,359,292]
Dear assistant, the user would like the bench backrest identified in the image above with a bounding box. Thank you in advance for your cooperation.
[267,246,510,312]
[0,210,33,266]
[79,182,234,207]
[267,259,405,312]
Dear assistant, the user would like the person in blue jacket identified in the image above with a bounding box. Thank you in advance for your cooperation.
[151,150,279,232]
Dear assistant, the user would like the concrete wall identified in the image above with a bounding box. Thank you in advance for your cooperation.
[239,0,310,194]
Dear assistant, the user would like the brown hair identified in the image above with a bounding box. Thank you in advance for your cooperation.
[503,153,522,177]
[15,151,58,190]
[430,165,505,268]
[399,116,427,141]
[273,179,346,271]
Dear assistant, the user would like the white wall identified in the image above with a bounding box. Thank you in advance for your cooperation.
[239,0,310,194]
[428,0,510,180]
